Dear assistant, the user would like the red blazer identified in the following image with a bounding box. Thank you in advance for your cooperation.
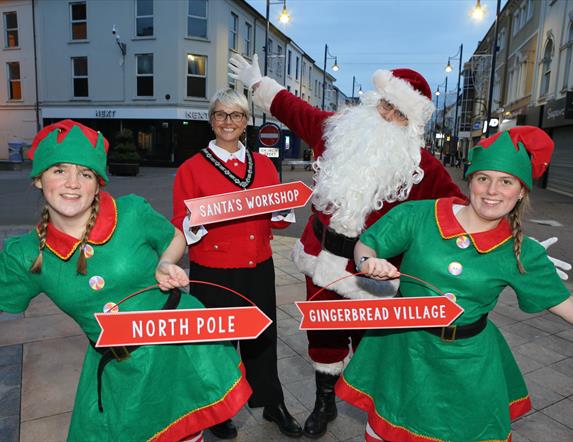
[172,149,287,269]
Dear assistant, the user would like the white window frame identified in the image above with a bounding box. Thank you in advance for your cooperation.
[243,22,252,56]
[70,2,87,41]
[562,23,573,90]
[136,53,154,97]
[72,56,89,97]
[186,53,207,98]
[187,0,207,38]
[6,61,21,100]
[540,40,553,98]
[229,12,238,51]
[135,0,154,37]
[295,56,299,80]
[287,49,292,76]
[3,12,18,48]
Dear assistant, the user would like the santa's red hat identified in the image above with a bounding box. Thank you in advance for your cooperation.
[370,69,435,129]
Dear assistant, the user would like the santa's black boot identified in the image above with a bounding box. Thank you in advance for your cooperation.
[303,371,339,438]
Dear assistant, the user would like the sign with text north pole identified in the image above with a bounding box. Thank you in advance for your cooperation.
[94,306,272,347]
[296,296,464,330]
[184,181,313,227]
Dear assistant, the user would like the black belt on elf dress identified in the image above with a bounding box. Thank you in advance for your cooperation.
[424,313,488,341]
[312,216,358,260]
[89,288,182,412]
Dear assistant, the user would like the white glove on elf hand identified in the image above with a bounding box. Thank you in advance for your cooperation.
[531,236,572,280]
[228,53,262,89]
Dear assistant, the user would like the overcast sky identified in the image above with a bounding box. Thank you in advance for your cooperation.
[246,0,506,104]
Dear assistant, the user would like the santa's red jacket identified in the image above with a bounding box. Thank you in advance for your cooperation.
[267,88,465,299]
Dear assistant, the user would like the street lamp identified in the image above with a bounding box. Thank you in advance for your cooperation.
[321,44,338,110]
[445,44,464,143]
[472,0,501,136]
[263,0,290,124]
[472,0,485,21]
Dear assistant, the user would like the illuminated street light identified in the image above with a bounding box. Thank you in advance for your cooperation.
[445,58,453,73]
[472,0,485,21]
[278,1,290,24]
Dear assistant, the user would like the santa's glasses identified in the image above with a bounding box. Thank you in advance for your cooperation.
[377,99,408,122]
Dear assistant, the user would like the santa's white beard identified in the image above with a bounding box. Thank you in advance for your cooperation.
[312,104,424,237]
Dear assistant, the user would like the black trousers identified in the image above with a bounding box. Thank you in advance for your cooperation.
[189,258,284,408]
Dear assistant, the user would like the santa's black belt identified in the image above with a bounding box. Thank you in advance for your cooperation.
[424,313,488,341]
[89,288,182,413]
[312,216,358,260]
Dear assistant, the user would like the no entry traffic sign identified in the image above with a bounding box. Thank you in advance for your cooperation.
[258,123,281,147]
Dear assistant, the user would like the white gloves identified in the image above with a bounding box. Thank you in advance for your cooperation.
[228,53,262,89]
[532,236,572,280]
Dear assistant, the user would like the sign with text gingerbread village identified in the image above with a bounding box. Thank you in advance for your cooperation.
[184,181,313,226]
[94,306,272,347]
[296,296,464,330]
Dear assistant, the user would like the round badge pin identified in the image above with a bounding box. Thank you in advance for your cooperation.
[443,292,457,302]
[456,236,470,249]
[103,302,119,313]
[448,262,463,276]
[83,244,94,258]
[89,275,105,291]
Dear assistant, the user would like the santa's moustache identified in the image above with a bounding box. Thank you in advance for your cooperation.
[312,102,424,237]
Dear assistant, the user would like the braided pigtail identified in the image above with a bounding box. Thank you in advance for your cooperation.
[508,193,530,274]
[76,192,100,275]
[29,206,50,273]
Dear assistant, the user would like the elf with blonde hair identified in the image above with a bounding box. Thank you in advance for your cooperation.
[338,126,573,441]
[0,120,251,441]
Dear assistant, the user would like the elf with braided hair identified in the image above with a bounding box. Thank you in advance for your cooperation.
[337,126,573,442]
[0,120,251,441]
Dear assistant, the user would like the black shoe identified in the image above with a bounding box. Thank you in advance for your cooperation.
[209,419,237,439]
[303,372,339,438]
[263,402,303,438]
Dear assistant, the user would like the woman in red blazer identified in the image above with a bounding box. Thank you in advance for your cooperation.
[172,89,302,439]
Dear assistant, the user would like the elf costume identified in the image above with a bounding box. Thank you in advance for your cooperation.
[336,126,571,441]
[0,120,251,441]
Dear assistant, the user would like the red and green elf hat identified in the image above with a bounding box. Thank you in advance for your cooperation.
[465,126,554,189]
[28,119,110,184]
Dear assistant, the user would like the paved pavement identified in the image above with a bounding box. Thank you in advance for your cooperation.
[1,162,572,441]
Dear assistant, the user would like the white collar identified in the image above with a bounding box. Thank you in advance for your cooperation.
[208,140,246,163]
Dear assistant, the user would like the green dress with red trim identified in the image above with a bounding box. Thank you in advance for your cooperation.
[0,192,251,442]
[335,197,570,442]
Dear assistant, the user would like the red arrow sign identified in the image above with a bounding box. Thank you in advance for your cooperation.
[296,296,464,330]
[184,181,313,227]
[94,306,272,347]
[258,123,281,147]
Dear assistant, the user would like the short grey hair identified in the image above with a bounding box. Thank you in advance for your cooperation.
[208,89,251,120]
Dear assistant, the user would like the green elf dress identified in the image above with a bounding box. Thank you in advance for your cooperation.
[336,197,570,442]
[0,191,251,442]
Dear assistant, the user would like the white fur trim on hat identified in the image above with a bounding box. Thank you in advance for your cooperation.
[290,240,399,299]
[253,77,286,113]
[313,361,345,375]
[371,70,435,130]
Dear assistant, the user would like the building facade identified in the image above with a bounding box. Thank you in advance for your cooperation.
[0,0,340,164]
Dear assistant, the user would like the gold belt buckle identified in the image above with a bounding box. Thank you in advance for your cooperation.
[440,325,457,342]
[110,346,131,361]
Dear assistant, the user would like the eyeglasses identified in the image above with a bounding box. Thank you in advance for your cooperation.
[378,99,408,122]
[212,110,246,122]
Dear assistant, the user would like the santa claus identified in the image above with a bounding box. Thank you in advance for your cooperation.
[229,53,464,438]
